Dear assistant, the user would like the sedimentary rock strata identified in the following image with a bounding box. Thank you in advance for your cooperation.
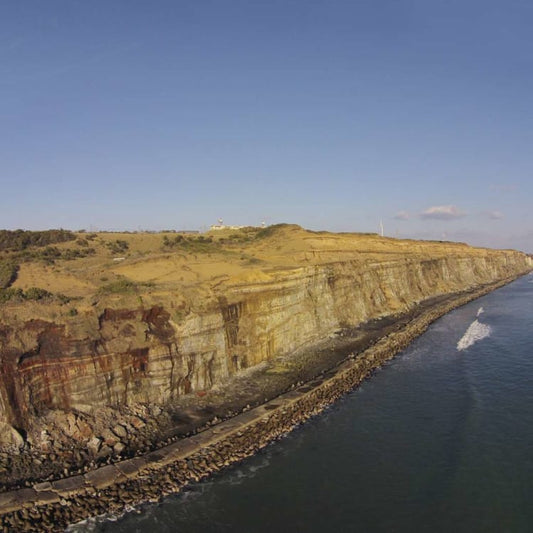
[0,227,531,486]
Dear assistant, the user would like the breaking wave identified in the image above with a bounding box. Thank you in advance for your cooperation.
[457,310,492,351]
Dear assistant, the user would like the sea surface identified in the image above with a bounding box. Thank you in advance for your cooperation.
[80,275,533,533]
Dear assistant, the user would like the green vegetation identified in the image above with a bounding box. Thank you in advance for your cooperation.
[0,229,75,252]
[61,247,96,260]
[11,246,96,264]
[220,227,262,244]
[0,260,18,289]
[24,287,53,300]
[162,234,185,247]
[106,239,129,254]
[0,286,70,304]
[162,228,266,253]
[0,288,23,304]
[162,234,222,253]
[98,279,154,295]
[254,223,294,239]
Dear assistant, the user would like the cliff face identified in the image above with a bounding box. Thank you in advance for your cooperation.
[0,240,531,451]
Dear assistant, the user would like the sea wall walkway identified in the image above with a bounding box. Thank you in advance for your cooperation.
[0,275,525,532]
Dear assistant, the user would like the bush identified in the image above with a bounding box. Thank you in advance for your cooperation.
[0,288,24,303]
[0,286,72,305]
[62,247,96,260]
[98,279,137,294]
[106,240,129,254]
[98,279,154,295]
[0,260,18,289]
[162,235,184,247]
[24,287,53,300]
[0,229,75,251]
[255,223,294,239]
[56,293,71,304]
[162,234,221,253]
[10,245,96,264]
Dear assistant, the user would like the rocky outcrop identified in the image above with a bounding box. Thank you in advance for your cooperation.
[0,241,531,456]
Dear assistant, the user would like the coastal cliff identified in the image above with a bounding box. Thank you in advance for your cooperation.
[0,226,531,466]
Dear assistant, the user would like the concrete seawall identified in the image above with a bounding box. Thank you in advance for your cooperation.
[0,275,524,532]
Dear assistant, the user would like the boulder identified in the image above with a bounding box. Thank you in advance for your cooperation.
[0,422,25,452]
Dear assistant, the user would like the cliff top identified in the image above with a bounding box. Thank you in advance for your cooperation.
[0,224,525,324]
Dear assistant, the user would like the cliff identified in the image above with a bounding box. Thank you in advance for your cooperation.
[0,225,531,466]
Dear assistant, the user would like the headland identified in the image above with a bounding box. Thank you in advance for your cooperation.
[0,225,531,530]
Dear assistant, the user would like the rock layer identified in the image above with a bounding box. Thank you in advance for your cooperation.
[0,242,531,451]
[0,274,527,531]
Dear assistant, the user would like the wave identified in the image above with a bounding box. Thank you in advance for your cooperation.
[66,504,141,532]
[457,319,492,351]
[476,306,484,316]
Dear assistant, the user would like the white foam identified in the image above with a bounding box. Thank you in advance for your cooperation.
[457,319,492,351]
[476,306,484,316]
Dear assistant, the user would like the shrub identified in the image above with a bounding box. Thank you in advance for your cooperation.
[255,223,293,239]
[98,279,155,295]
[162,234,222,254]
[0,286,73,305]
[56,293,71,304]
[106,240,129,254]
[162,235,184,247]
[0,229,75,251]
[98,279,137,294]
[61,247,96,260]
[0,288,24,303]
[24,287,53,300]
[0,260,18,289]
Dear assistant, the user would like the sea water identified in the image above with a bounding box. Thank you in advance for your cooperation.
[86,275,533,533]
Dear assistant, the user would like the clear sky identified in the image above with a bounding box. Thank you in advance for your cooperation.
[1,1,532,251]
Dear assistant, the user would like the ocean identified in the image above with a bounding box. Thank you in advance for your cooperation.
[81,274,533,533]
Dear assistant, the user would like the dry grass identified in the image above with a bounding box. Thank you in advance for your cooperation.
[0,225,489,316]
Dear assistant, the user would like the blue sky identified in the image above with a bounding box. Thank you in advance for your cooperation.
[1,1,532,251]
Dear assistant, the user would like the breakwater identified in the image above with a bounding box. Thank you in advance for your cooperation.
[0,275,522,532]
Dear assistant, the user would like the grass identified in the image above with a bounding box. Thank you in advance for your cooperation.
[254,223,295,239]
[98,279,155,295]
[0,226,499,312]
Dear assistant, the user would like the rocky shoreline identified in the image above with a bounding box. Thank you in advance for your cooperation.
[0,274,526,532]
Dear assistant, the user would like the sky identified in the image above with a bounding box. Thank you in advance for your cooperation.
[1,1,532,251]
